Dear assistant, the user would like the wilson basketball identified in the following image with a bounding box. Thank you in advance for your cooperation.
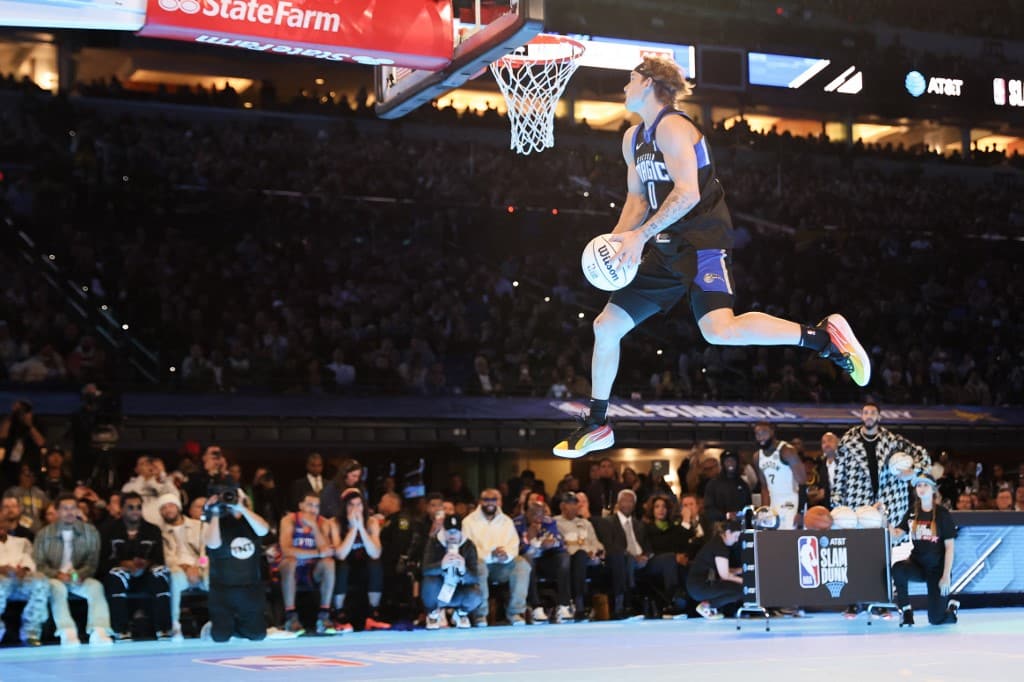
[803,505,833,530]
[855,504,884,528]
[887,451,914,477]
[830,505,859,529]
[581,233,638,292]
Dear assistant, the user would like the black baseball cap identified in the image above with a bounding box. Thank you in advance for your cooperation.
[443,514,462,531]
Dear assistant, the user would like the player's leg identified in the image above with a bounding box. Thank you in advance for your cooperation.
[553,252,684,459]
[552,302,642,459]
[692,249,870,386]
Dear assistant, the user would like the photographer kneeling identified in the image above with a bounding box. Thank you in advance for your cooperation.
[202,486,270,642]
[422,515,481,629]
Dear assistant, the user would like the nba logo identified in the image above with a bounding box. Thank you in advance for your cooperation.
[797,536,820,588]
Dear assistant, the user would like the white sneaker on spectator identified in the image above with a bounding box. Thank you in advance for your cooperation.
[90,630,114,646]
[200,622,212,641]
[60,628,81,647]
[455,610,471,629]
[171,627,185,643]
[508,614,526,626]
[472,616,488,628]
[530,606,549,623]
[553,605,574,623]
[696,601,724,620]
[426,610,442,630]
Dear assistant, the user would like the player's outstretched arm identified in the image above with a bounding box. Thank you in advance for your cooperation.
[611,125,650,235]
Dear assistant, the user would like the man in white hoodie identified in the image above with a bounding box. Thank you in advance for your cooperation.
[158,493,207,641]
[461,488,530,626]
[122,456,179,526]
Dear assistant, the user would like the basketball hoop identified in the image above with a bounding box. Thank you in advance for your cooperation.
[490,34,585,155]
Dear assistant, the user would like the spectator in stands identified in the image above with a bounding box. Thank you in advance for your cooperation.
[184,445,229,503]
[703,451,752,523]
[122,455,179,526]
[0,519,49,645]
[188,496,207,522]
[554,491,603,620]
[515,500,573,624]
[954,492,975,511]
[595,489,652,619]
[442,473,475,506]
[679,493,708,559]
[100,491,172,640]
[422,514,482,630]
[201,489,270,642]
[1015,486,1024,512]
[33,493,113,645]
[2,495,34,540]
[462,488,530,626]
[994,487,1014,511]
[4,464,48,534]
[278,492,336,635]
[287,452,325,511]
[159,493,205,642]
[686,518,745,620]
[0,400,46,487]
[587,458,624,519]
[40,449,73,500]
[250,468,282,537]
[376,491,422,626]
[643,494,689,616]
[333,488,388,632]
[320,458,365,520]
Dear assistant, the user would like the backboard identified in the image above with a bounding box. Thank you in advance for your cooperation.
[374,0,545,119]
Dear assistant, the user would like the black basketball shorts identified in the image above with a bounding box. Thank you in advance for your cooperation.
[609,247,735,325]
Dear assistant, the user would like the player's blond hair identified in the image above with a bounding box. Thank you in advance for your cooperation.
[634,56,693,105]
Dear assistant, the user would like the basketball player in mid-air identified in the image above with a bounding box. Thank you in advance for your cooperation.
[553,56,870,459]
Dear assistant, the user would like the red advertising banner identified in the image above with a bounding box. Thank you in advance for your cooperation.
[138,0,454,69]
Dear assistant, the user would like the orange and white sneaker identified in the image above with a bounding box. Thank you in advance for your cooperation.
[819,314,871,387]
[553,418,615,459]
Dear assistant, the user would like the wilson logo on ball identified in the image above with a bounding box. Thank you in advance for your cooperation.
[597,244,619,281]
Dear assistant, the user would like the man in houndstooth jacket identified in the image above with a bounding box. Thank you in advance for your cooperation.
[831,402,930,533]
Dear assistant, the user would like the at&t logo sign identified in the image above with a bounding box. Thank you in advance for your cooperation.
[905,70,963,97]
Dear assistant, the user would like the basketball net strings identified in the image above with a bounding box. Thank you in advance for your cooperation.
[491,58,581,155]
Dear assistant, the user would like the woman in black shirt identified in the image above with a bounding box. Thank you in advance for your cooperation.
[685,518,744,619]
[892,473,958,626]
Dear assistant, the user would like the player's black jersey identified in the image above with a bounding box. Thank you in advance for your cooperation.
[632,107,733,250]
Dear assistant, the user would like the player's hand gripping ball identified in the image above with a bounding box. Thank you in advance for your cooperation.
[581,234,639,291]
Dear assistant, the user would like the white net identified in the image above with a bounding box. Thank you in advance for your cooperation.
[490,36,584,155]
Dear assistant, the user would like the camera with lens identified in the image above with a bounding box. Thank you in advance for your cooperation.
[201,480,241,521]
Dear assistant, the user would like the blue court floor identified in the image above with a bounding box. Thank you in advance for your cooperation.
[1,608,1021,682]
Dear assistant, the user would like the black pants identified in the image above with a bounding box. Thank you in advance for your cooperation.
[336,558,383,597]
[421,576,483,613]
[103,566,171,633]
[686,575,744,609]
[568,551,593,612]
[208,584,267,642]
[526,551,571,607]
[892,557,954,625]
[605,552,679,606]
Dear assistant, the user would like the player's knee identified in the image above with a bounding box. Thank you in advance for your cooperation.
[593,312,628,345]
[699,319,734,345]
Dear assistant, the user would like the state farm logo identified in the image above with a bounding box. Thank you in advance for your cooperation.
[156,0,344,33]
[159,0,201,13]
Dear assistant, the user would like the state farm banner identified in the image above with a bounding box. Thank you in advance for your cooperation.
[138,0,454,68]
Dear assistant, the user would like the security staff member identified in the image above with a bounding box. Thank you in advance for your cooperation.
[202,490,270,642]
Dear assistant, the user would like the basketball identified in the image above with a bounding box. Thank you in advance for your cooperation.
[888,451,914,477]
[830,505,858,529]
[581,233,639,291]
[803,505,833,530]
[855,505,885,528]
